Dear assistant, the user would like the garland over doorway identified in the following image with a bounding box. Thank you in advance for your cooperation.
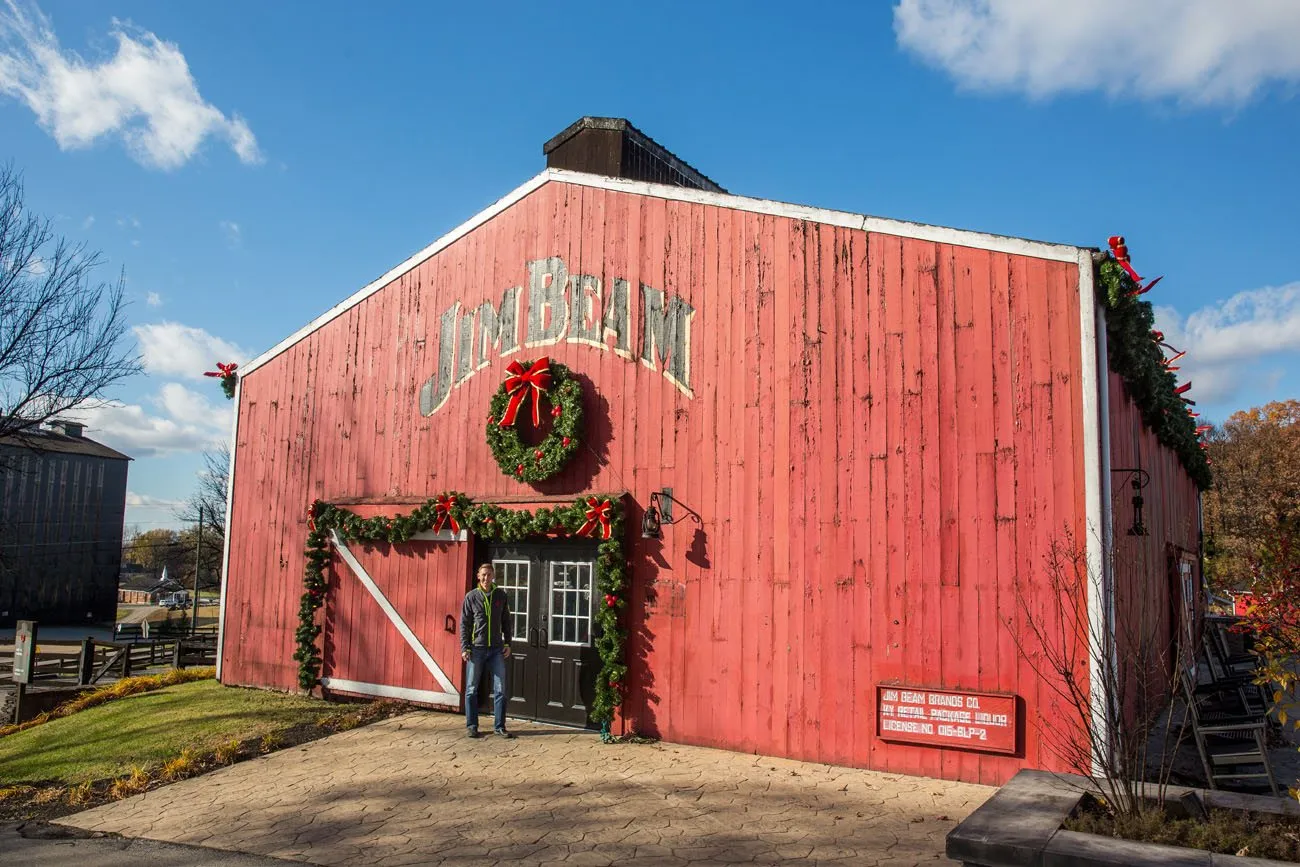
[294,493,628,731]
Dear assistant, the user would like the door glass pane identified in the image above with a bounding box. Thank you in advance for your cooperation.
[492,559,530,638]
[548,561,593,646]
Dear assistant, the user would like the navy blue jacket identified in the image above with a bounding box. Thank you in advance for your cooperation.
[461,585,513,651]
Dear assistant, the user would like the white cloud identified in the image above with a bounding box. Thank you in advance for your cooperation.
[219,219,241,247]
[116,216,141,229]
[132,321,248,380]
[146,291,162,307]
[0,0,262,169]
[893,0,1300,105]
[1154,281,1300,404]
[68,384,230,458]
[82,214,94,229]
[126,491,182,508]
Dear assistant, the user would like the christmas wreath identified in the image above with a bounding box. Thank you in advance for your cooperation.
[485,357,583,482]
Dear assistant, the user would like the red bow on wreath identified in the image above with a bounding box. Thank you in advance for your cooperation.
[577,496,612,540]
[432,495,459,534]
[498,357,552,427]
[204,362,238,380]
[307,502,317,532]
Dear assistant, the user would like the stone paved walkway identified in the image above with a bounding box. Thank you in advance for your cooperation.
[58,711,994,866]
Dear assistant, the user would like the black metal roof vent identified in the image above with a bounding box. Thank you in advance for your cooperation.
[543,117,725,193]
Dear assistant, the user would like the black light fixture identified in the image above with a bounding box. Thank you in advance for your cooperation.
[641,499,662,539]
[1111,468,1151,537]
[641,488,700,540]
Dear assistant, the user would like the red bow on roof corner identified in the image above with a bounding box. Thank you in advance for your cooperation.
[498,357,552,427]
[205,362,238,379]
[204,362,239,400]
[1108,236,1163,296]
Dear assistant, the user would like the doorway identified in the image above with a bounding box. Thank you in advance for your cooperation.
[484,541,599,728]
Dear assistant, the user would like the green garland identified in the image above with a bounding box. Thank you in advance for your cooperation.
[293,493,628,726]
[1098,257,1212,489]
[486,360,583,482]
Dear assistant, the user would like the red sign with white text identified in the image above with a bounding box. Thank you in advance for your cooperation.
[876,685,1018,755]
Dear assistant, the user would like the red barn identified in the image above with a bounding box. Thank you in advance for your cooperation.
[218,118,1204,785]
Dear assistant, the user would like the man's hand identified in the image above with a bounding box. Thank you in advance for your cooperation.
[461,649,471,662]
[502,645,512,659]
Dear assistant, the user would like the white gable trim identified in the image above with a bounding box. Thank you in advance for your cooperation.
[548,169,1083,264]
[215,375,241,681]
[240,171,553,377]
[241,168,1085,378]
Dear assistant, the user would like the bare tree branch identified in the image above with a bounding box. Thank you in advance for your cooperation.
[175,442,229,538]
[0,163,141,445]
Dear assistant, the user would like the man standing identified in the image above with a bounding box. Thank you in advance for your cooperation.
[461,563,514,738]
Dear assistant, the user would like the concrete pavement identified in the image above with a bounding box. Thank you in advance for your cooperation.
[58,711,995,866]
[0,821,297,866]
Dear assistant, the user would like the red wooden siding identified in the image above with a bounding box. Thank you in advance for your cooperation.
[223,179,1092,785]
[1106,371,1202,709]
[321,506,468,703]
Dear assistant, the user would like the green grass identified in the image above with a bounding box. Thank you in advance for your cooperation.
[0,680,339,786]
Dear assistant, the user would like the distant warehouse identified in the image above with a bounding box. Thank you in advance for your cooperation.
[0,420,130,626]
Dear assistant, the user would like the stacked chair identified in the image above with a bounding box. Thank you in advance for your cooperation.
[1178,618,1280,796]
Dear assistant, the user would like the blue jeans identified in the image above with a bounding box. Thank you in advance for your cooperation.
[464,646,507,732]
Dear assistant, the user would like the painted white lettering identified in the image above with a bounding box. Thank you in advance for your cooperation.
[525,257,569,347]
[568,275,603,346]
[640,282,695,398]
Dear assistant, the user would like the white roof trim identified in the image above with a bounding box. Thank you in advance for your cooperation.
[549,169,1084,264]
[242,168,1086,378]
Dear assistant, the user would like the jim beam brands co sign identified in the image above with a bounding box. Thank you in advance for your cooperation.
[877,685,1018,755]
[420,256,695,416]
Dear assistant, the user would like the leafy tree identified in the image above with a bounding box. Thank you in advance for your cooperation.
[1203,400,1300,590]
[122,525,222,592]
[176,522,223,592]
[1232,518,1300,796]
[122,528,185,578]
[0,164,140,443]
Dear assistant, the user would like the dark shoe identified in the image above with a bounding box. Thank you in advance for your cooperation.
[466,729,480,739]
[494,729,515,739]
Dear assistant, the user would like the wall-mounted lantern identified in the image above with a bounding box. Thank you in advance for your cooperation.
[641,488,701,539]
[1111,468,1152,537]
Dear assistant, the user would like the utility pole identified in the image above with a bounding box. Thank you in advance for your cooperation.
[190,505,203,636]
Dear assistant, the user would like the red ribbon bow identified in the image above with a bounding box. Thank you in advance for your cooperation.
[498,358,552,428]
[432,495,460,534]
[577,497,612,540]
[307,502,317,532]
[1107,235,1142,284]
[204,362,238,379]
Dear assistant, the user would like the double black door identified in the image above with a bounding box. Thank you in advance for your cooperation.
[485,541,598,728]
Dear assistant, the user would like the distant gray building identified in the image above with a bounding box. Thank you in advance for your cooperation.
[0,420,130,626]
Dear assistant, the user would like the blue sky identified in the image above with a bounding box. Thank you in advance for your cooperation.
[1,0,1297,532]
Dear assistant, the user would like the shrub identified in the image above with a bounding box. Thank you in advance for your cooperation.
[161,749,197,781]
[108,766,151,800]
[214,738,243,764]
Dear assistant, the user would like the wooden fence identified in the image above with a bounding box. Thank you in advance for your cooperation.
[0,632,217,685]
